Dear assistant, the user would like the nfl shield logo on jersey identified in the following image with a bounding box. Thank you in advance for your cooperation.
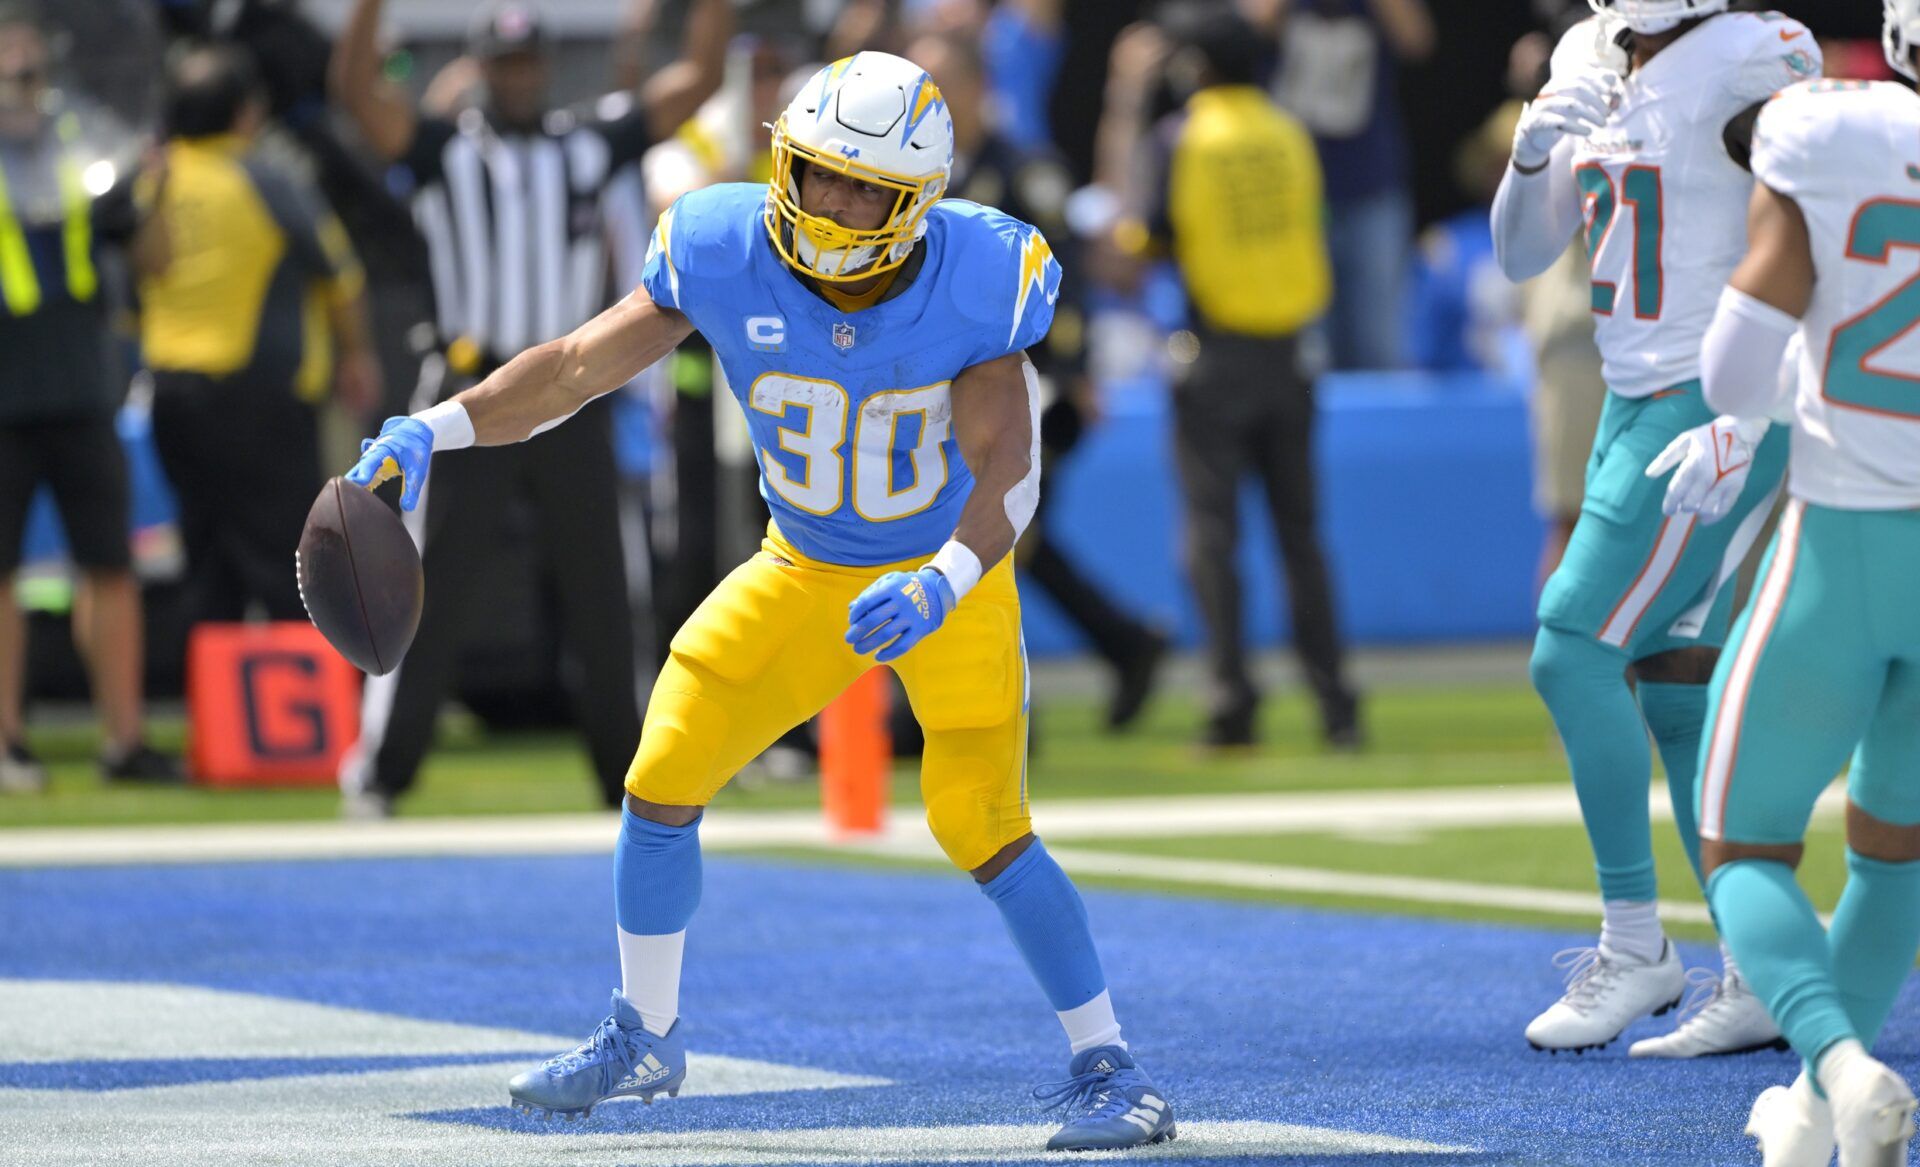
[832,322,856,351]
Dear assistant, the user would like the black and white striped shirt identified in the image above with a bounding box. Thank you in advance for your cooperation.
[398,94,655,366]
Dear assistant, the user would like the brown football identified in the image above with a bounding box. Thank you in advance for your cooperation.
[296,477,423,676]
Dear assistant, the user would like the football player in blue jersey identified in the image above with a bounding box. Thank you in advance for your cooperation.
[345,51,1175,1152]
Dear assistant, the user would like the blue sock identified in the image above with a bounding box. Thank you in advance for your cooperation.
[1531,626,1657,901]
[1829,850,1920,1048]
[613,809,702,1035]
[1708,858,1857,1064]
[980,841,1109,1016]
[615,809,703,934]
[1638,681,1708,885]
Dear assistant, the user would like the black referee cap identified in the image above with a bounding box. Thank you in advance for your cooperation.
[468,2,547,59]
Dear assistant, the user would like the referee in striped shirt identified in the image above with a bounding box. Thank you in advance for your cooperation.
[327,0,727,816]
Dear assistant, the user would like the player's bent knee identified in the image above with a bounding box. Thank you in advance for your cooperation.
[1631,646,1720,685]
[1529,625,1623,702]
[624,654,732,806]
[924,779,1031,873]
[1846,801,1920,864]
[1701,836,1804,880]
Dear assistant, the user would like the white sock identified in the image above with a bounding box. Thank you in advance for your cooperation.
[1599,900,1664,963]
[1816,1037,1871,1095]
[1719,942,1744,985]
[1057,989,1125,1054]
[617,927,684,1037]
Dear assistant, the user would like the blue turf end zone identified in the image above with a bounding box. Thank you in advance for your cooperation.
[4,853,1915,1165]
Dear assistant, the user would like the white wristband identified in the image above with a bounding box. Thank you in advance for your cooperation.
[414,400,475,451]
[927,540,983,604]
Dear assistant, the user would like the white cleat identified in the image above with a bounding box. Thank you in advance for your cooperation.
[1630,967,1788,1058]
[1746,1073,1835,1167]
[1526,942,1685,1053]
[1827,1054,1916,1167]
[340,788,394,821]
[0,743,47,794]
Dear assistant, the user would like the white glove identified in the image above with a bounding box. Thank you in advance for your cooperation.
[1644,416,1771,526]
[1512,70,1618,170]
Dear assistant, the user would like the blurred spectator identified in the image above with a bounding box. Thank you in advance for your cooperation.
[982,0,1065,151]
[326,0,727,817]
[139,45,379,630]
[909,28,1168,730]
[1255,0,1433,370]
[1113,2,1360,749]
[0,2,177,788]
[823,0,899,59]
[643,36,797,193]
[1403,102,1525,373]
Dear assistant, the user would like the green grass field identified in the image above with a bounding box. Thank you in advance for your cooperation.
[0,679,1853,942]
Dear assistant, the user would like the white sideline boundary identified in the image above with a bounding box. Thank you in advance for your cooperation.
[0,781,1845,868]
[0,782,1845,925]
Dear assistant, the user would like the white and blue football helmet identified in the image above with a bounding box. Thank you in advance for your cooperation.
[1888,0,1920,80]
[1587,0,1728,36]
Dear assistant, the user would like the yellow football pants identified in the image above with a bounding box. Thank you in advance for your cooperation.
[625,524,1031,871]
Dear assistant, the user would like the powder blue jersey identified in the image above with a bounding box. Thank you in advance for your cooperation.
[641,183,1060,566]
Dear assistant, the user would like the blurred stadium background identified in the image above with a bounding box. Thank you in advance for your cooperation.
[2,2,1909,1164]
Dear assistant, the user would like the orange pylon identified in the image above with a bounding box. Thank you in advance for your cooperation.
[819,667,891,835]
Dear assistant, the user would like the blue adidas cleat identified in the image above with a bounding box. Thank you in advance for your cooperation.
[1033,1044,1176,1152]
[507,990,686,1121]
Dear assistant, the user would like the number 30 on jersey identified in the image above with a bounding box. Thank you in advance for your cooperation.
[749,373,952,521]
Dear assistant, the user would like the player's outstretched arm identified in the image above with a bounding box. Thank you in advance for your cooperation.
[845,352,1039,663]
[346,288,694,509]
[453,289,694,445]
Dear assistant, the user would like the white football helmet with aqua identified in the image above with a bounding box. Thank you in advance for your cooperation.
[1586,0,1728,35]
[1888,0,1920,80]
[765,51,955,283]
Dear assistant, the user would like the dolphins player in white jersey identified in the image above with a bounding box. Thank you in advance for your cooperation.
[1492,0,1820,1057]
[1674,5,1920,1160]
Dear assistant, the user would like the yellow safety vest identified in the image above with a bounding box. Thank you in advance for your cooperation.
[1168,86,1331,337]
[0,113,98,315]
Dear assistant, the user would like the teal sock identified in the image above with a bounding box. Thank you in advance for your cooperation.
[1708,859,1857,1063]
[1531,626,1657,901]
[1638,681,1708,885]
[1829,850,1920,1047]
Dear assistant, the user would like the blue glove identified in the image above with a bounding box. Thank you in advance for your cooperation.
[345,416,435,511]
[846,568,957,663]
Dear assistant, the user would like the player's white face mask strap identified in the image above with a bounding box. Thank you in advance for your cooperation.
[1886,0,1920,81]
[1587,0,1728,35]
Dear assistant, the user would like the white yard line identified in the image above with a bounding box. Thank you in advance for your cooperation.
[1043,846,1715,925]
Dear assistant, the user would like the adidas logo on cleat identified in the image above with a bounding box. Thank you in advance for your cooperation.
[615,1053,674,1092]
[1091,1057,1115,1074]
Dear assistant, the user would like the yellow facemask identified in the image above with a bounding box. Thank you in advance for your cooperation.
[763,115,945,283]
